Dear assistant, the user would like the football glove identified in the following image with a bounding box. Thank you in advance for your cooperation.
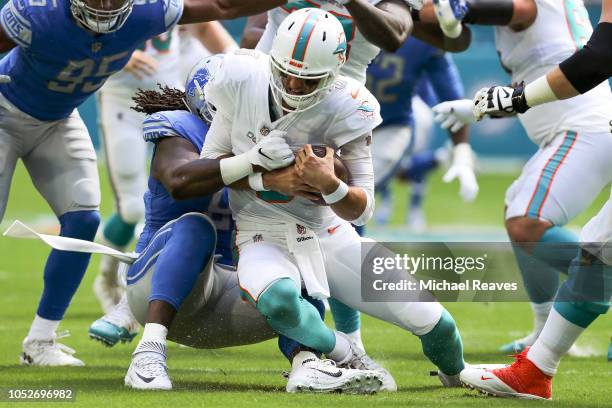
[433,0,467,38]
[247,130,294,171]
[0,75,11,83]
[473,82,530,120]
[432,99,476,132]
[443,143,478,202]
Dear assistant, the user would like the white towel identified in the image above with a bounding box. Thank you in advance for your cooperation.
[286,223,329,300]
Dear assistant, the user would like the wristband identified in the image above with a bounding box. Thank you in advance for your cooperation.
[322,180,349,205]
[220,154,252,185]
[248,172,268,191]
[524,76,558,108]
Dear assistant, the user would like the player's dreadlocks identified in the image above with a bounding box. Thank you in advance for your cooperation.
[132,84,189,115]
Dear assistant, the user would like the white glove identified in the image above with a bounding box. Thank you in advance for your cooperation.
[247,130,294,171]
[473,83,528,121]
[405,0,424,11]
[432,99,476,132]
[443,143,478,202]
[0,75,11,84]
[433,0,467,38]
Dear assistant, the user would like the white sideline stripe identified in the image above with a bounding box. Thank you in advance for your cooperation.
[2,220,138,264]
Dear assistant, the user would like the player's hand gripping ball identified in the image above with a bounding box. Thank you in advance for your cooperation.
[295,145,348,205]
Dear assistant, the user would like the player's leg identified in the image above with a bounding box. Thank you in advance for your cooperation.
[20,111,101,366]
[236,230,382,393]
[502,130,612,353]
[0,127,20,222]
[320,223,466,386]
[460,197,612,399]
[96,91,148,313]
[121,213,217,390]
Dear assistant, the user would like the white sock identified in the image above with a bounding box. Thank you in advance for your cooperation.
[134,323,168,355]
[291,350,318,370]
[527,308,584,376]
[326,331,352,363]
[531,302,553,337]
[345,329,365,353]
[27,315,60,340]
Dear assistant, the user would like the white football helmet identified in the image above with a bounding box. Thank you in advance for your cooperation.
[269,8,347,113]
[184,54,225,124]
[71,0,133,34]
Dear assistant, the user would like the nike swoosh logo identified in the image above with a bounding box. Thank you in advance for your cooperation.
[481,376,493,381]
[135,372,155,383]
[258,148,272,160]
[501,88,510,98]
[327,225,341,234]
[313,368,343,378]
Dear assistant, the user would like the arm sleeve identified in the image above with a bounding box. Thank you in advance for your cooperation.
[0,0,32,48]
[339,133,375,226]
[142,113,181,142]
[200,113,233,159]
[163,0,184,31]
[423,52,465,102]
[254,13,275,52]
[558,22,612,94]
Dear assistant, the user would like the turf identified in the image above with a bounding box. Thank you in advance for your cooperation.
[0,163,611,407]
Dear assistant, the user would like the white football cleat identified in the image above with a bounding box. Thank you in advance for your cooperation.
[21,332,84,367]
[287,352,382,394]
[334,333,396,392]
[125,342,171,390]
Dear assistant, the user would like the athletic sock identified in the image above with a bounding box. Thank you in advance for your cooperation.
[103,213,137,248]
[327,331,352,363]
[328,298,360,334]
[27,315,60,340]
[344,329,365,353]
[419,309,465,376]
[134,323,168,355]
[530,301,552,338]
[527,308,584,376]
[291,350,319,370]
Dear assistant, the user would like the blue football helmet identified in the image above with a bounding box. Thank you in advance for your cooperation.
[184,54,225,125]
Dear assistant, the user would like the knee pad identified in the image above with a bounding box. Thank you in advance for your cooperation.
[257,278,301,328]
[72,177,101,210]
[118,195,145,224]
[59,210,100,240]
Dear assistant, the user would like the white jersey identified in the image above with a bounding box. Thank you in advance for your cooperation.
[103,27,182,94]
[257,0,382,84]
[495,0,612,145]
[203,52,382,229]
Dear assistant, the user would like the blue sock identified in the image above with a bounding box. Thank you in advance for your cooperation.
[328,298,360,334]
[403,150,438,183]
[37,211,100,320]
[257,279,336,353]
[103,212,136,247]
[149,214,217,310]
[514,226,578,303]
[410,180,426,209]
[278,290,325,361]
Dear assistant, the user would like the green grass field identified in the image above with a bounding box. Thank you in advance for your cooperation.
[1,163,611,407]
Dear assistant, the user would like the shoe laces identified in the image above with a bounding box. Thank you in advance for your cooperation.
[31,331,76,356]
[136,353,167,378]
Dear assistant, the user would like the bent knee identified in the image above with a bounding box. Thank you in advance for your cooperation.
[257,279,301,327]
[506,216,552,243]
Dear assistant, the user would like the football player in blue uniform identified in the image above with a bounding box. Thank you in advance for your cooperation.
[366,36,476,227]
[0,0,301,366]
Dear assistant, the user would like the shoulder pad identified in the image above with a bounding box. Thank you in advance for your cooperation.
[142,113,180,142]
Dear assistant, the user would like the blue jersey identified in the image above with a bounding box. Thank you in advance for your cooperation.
[139,110,235,266]
[366,37,464,127]
[0,0,183,120]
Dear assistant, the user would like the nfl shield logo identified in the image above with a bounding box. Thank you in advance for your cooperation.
[260,126,270,136]
[91,42,102,53]
[296,224,306,235]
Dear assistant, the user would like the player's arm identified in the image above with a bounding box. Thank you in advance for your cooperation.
[240,13,268,49]
[295,136,375,225]
[185,21,238,53]
[179,0,286,24]
[411,22,471,52]
[0,27,16,53]
[343,0,413,52]
[0,0,26,53]
[474,0,612,119]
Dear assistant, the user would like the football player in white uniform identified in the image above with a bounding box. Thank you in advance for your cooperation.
[94,23,237,317]
[433,0,612,399]
[429,0,612,358]
[201,9,470,392]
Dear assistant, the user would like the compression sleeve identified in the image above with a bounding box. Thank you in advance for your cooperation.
[559,22,612,94]
[339,133,375,226]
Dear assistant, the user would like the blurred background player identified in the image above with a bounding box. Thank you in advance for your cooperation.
[95,22,237,315]
[460,0,612,398]
[366,37,476,229]
[0,0,304,367]
[430,0,612,355]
